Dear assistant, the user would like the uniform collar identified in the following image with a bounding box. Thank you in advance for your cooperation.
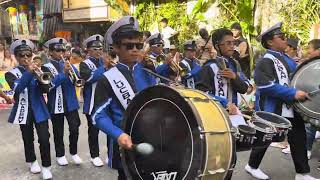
[88,56,99,61]
[267,49,284,57]
[117,62,138,71]
[51,59,63,64]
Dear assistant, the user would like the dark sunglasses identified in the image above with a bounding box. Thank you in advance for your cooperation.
[17,53,33,58]
[121,43,144,50]
[274,33,286,40]
[54,49,66,52]
[151,44,164,48]
[91,47,103,51]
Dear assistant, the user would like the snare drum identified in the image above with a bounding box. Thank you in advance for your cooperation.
[248,120,276,148]
[121,85,234,180]
[235,125,256,152]
[254,111,292,142]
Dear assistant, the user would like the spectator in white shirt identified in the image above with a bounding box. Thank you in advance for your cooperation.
[160,18,177,54]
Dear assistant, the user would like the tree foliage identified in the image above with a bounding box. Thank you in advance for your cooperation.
[134,1,198,48]
[279,0,320,44]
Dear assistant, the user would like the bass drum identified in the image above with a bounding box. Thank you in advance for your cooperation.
[121,85,234,180]
[291,58,320,127]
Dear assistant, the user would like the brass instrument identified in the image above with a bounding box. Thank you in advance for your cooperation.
[61,55,85,87]
[168,53,188,77]
[32,57,52,85]
[34,67,53,85]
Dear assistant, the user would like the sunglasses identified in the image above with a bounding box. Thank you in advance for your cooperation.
[273,33,286,41]
[54,49,66,52]
[17,53,32,58]
[91,47,103,51]
[121,43,144,50]
[151,44,164,48]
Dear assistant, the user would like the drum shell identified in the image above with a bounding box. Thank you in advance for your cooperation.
[254,111,291,142]
[235,125,256,152]
[248,120,276,148]
[121,85,234,180]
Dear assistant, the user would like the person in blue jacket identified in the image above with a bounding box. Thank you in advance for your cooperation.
[6,39,52,179]
[79,34,106,167]
[91,16,157,180]
[156,40,202,88]
[245,23,317,180]
[42,38,82,166]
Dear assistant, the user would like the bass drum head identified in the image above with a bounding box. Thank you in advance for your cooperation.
[121,85,204,180]
[291,58,320,120]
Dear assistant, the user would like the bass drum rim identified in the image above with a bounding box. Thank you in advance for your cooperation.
[291,58,320,123]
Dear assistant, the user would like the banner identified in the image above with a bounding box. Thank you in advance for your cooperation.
[0,71,13,109]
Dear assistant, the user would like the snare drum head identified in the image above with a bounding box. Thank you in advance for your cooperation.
[255,111,291,128]
[121,85,204,180]
[291,58,320,119]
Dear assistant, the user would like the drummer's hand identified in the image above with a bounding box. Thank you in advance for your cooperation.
[227,103,238,115]
[219,69,236,80]
[117,133,133,150]
[295,90,310,101]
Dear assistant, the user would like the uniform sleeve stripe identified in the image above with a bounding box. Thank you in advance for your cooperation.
[257,82,275,89]
[92,98,112,123]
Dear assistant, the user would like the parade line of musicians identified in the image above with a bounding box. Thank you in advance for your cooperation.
[2,15,320,180]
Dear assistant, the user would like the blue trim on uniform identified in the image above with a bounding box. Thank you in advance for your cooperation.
[208,92,228,108]
[93,98,124,140]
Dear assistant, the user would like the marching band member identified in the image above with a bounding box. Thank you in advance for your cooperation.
[196,28,251,111]
[42,38,83,166]
[79,34,106,167]
[156,40,201,88]
[145,33,164,67]
[91,16,157,180]
[6,39,52,179]
[245,23,318,180]
[196,28,252,180]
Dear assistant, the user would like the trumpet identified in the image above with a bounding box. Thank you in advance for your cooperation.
[167,53,188,77]
[34,67,53,85]
[61,55,85,87]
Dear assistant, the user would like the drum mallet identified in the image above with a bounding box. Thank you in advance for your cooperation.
[132,143,154,155]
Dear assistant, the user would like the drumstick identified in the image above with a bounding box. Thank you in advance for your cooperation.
[308,88,320,96]
[132,143,154,155]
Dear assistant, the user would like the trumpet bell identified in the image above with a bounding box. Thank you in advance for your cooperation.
[39,72,53,85]
[74,79,85,87]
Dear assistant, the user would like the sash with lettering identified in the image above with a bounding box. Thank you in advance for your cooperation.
[181,59,195,88]
[210,61,228,99]
[83,59,98,114]
[10,68,29,124]
[264,53,294,118]
[44,63,64,114]
[104,67,135,109]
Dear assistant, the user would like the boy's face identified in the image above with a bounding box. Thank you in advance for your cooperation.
[16,50,33,66]
[50,48,65,60]
[160,22,167,28]
[217,35,236,57]
[184,49,196,59]
[33,58,42,67]
[307,43,320,58]
[114,37,143,64]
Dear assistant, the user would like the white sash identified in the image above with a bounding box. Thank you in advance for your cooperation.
[44,63,64,114]
[210,63,228,98]
[83,59,98,115]
[10,68,29,124]
[181,59,195,88]
[264,53,294,118]
[104,67,135,109]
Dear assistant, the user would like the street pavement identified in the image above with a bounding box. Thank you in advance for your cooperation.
[0,108,320,180]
